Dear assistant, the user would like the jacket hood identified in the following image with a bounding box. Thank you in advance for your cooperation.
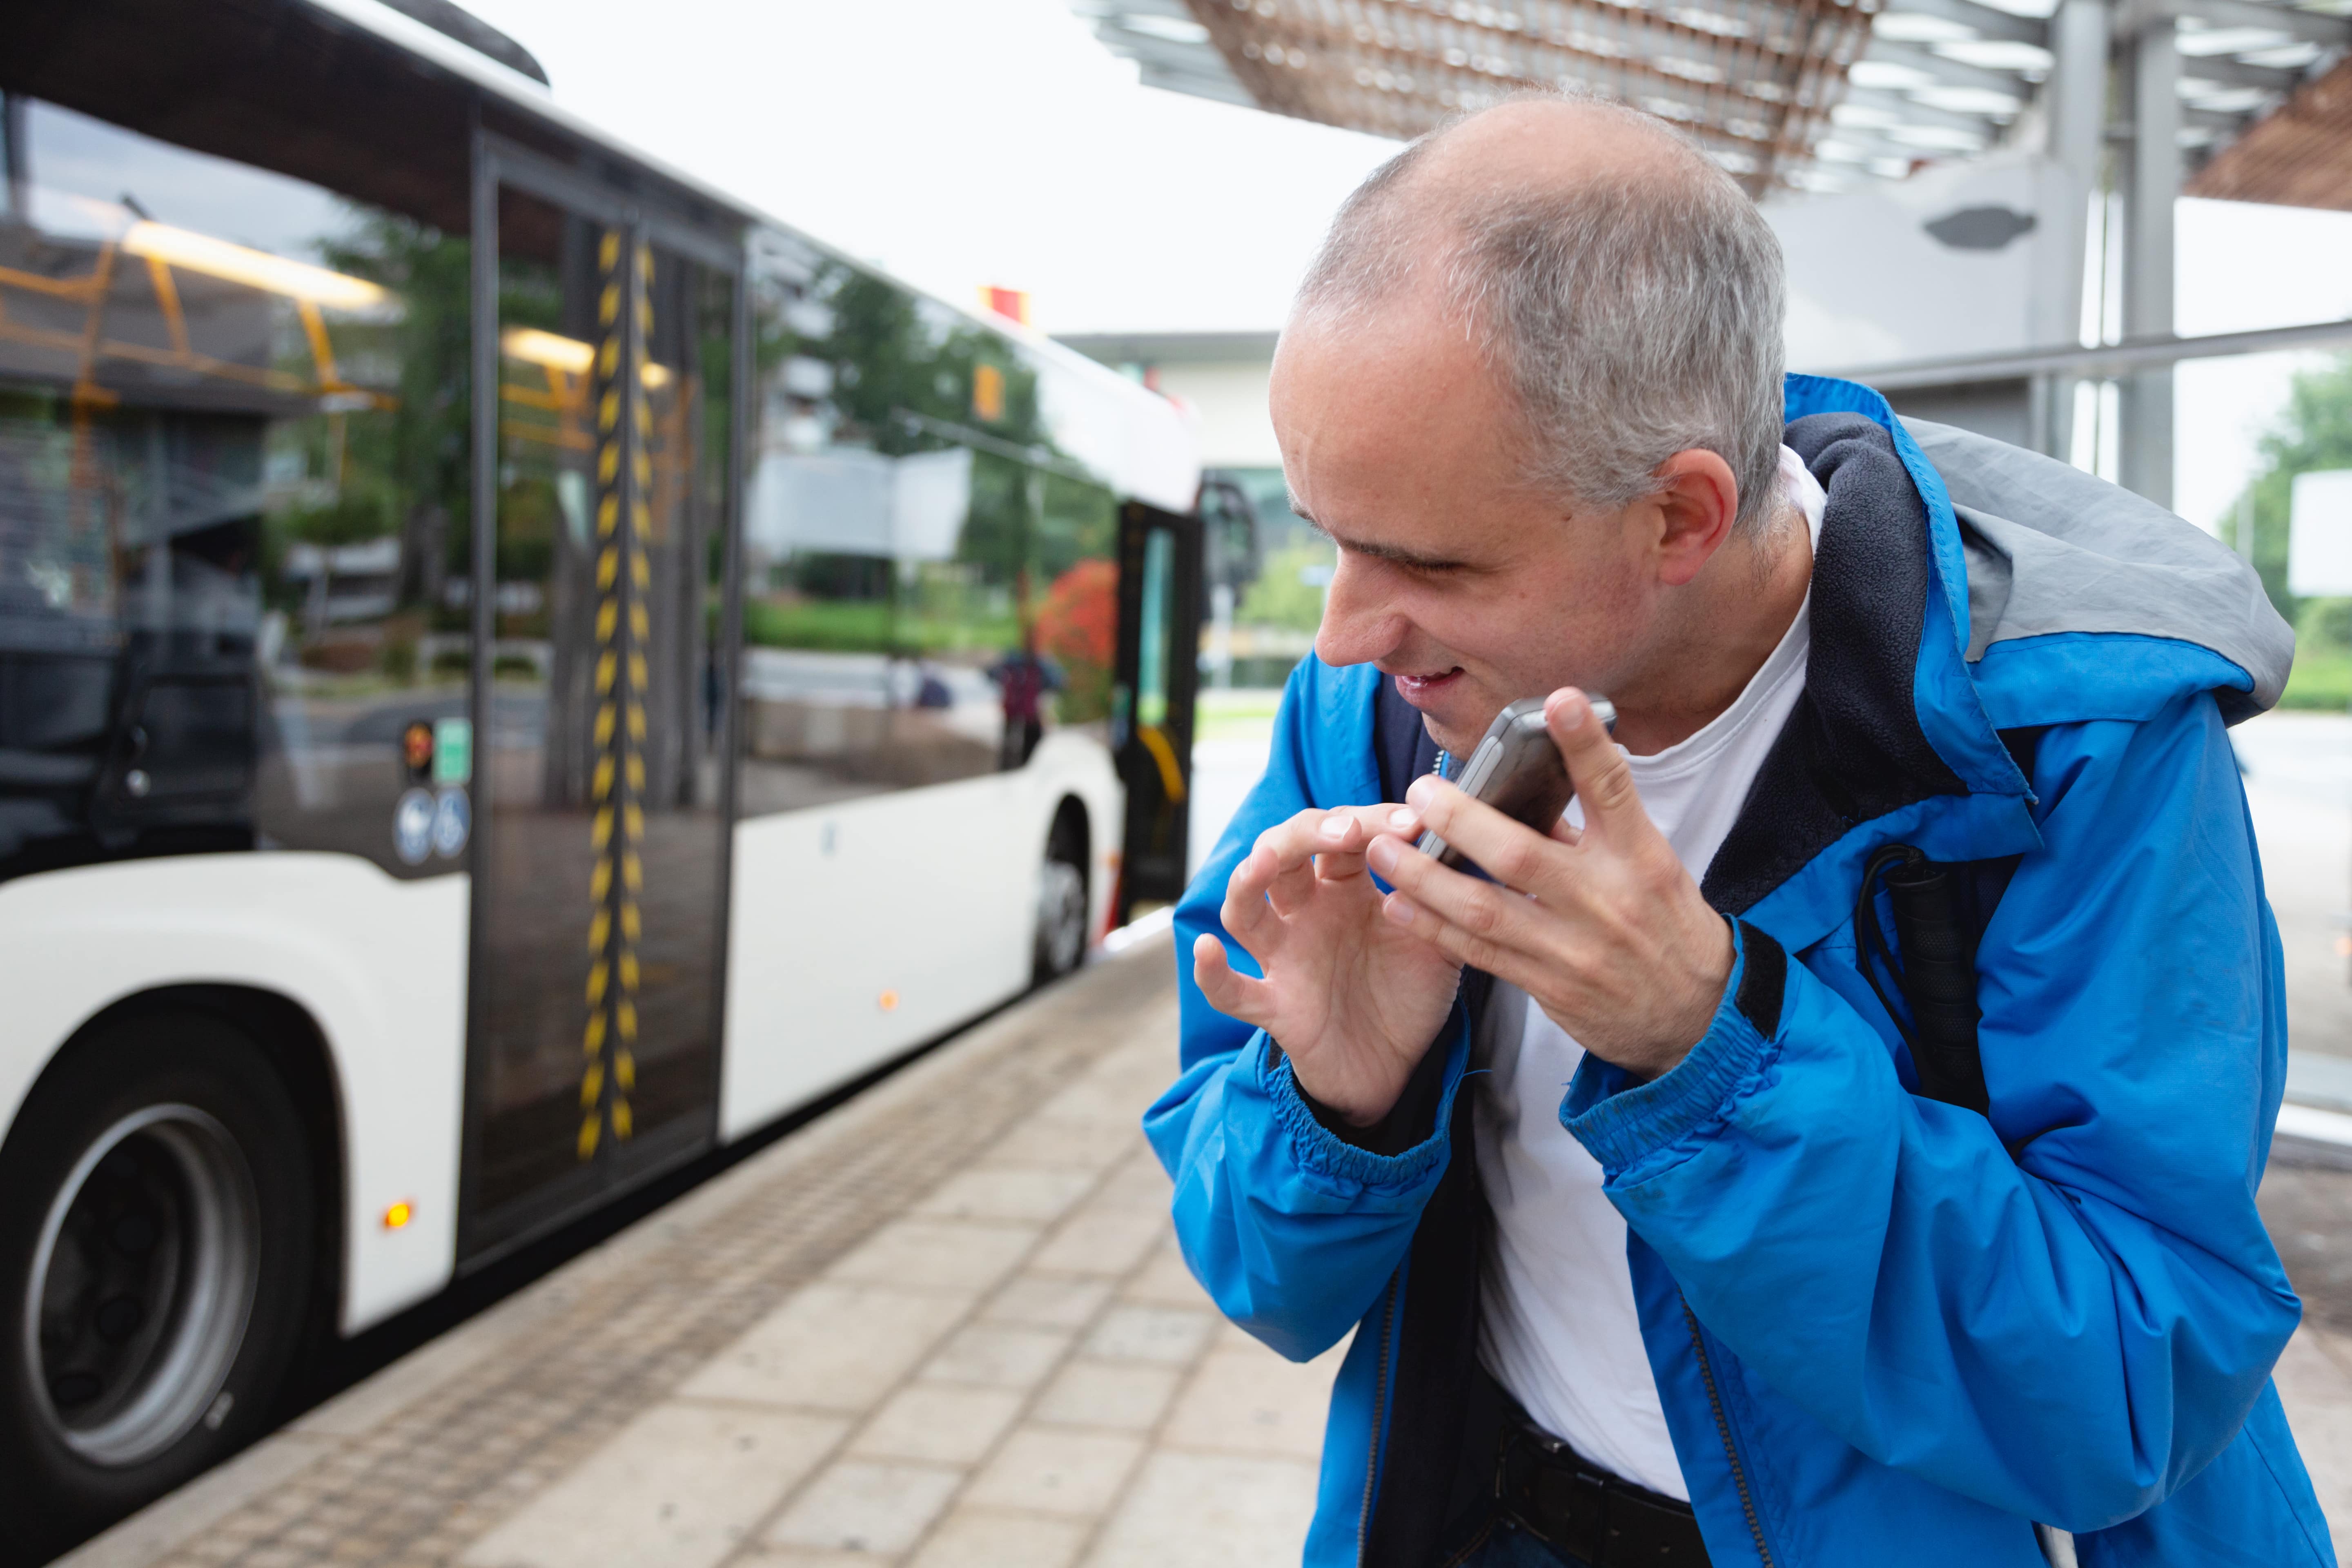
[1903,418,2294,724]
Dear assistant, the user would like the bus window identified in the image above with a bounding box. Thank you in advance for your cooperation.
[0,96,470,884]
[739,241,1118,819]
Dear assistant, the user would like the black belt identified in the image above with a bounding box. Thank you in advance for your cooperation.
[1495,1419,1711,1568]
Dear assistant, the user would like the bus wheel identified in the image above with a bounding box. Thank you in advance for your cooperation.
[0,1013,316,1553]
[1033,810,1090,984]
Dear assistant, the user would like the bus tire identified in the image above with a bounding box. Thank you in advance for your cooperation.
[1033,805,1090,984]
[0,1012,317,1558]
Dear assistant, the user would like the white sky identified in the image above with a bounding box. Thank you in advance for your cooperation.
[461,0,2352,527]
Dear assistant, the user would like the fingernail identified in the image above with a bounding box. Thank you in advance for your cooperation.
[1388,807,1416,831]
[1318,813,1349,841]
[1384,894,1417,926]
[1406,777,1434,808]
[1366,837,1398,875]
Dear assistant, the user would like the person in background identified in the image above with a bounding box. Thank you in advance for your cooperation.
[990,629,1062,769]
[1147,89,2326,1568]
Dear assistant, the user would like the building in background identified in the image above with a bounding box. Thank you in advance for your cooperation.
[1067,0,2352,513]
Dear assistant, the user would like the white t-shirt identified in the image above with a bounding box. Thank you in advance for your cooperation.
[1473,446,1826,1499]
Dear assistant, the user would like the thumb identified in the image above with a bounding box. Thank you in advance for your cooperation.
[1546,688,1642,837]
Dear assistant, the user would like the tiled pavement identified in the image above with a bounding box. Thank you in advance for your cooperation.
[62,934,1341,1568]
[61,922,2352,1568]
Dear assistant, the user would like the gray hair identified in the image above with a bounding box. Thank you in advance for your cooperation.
[1294,93,1789,537]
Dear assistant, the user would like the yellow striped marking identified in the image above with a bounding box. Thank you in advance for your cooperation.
[597,546,617,589]
[612,1100,633,1140]
[590,857,611,900]
[591,805,613,849]
[584,1010,606,1051]
[621,901,640,941]
[615,1049,635,1091]
[594,703,616,747]
[617,998,637,1040]
[579,1061,604,1106]
[586,960,608,1006]
[597,601,617,641]
[577,1114,600,1160]
[598,494,618,537]
[623,852,643,893]
[588,908,609,951]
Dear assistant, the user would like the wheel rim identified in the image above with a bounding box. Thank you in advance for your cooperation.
[24,1104,260,1467]
[1038,860,1087,975]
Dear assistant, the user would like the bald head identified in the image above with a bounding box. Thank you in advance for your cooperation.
[1290,90,1787,535]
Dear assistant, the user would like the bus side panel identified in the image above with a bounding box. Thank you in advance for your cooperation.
[0,855,467,1334]
[719,739,1120,1142]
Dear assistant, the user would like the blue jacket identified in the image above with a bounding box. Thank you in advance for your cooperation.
[1145,378,2333,1567]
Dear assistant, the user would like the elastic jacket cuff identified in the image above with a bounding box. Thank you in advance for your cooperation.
[1260,1005,1469,1190]
[1563,920,1789,1175]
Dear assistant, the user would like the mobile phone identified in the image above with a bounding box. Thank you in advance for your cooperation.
[1413,694,1618,875]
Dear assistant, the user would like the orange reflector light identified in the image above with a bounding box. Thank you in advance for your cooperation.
[878,990,900,1012]
[382,1201,414,1231]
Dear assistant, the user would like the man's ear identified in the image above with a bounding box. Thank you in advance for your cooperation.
[1650,449,1740,587]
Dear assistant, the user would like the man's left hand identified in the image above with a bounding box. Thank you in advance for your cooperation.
[1364,688,1735,1080]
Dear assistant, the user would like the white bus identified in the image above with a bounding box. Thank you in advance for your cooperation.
[0,0,1203,1548]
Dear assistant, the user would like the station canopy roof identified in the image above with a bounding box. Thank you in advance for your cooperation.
[1067,0,2352,202]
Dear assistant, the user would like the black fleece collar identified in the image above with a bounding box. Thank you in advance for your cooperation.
[1699,413,1967,914]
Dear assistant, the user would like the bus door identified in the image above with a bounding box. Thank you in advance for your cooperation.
[1111,501,1201,921]
[460,138,743,1259]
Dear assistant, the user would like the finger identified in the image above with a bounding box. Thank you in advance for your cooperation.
[1395,776,1561,898]
[1312,804,1423,882]
[1367,827,1546,958]
[1546,688,1645,838]
[1381,889,1553,994]
[1219,845,1284,952]
[1193,932,1278,1026]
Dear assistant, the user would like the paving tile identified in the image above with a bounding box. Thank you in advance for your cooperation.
[825,1220,1041,1296]
[911,1168,1098,1224]
[764,1461,963,1556]
[982,1276,1115,1331]
[1116,1243,1207,1308]
[459,1403,845,1568]
[1158,1345,1341,1461]
[1028,1207,1171,1278]
[961,1428,1146,1518]
[849,1385,1026,1466]
[1081,1306,1217,1367]
[677,1283,971,1412]
[1083,1451,1320,1568]
[977,1116,1144,1173]
[904,1510,1088,1568]
[920,1324,1074,1390]
[1030,1362,1182,1432]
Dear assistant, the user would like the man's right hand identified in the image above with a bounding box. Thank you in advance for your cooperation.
[1192,805,1464,1128]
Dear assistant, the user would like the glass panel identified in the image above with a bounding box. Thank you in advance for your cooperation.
[739,232,1115,817]
[471,188,732,1233]
[0,96,470,884]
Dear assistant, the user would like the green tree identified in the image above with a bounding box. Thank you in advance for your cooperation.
[2223,352,2352,625]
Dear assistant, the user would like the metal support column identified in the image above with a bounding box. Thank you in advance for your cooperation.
[2032,0,2111,458]
[2119,12,2179,507]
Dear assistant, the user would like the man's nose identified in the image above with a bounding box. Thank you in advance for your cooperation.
[1312,552,1405,670]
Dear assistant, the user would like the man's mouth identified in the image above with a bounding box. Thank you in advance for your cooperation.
[1390,668,1463,705]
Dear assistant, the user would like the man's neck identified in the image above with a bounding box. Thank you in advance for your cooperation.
[1608,511,1815,757]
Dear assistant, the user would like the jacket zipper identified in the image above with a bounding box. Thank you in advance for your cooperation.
[1682,1296,1776,1568]
[1355,1274,1401,1568]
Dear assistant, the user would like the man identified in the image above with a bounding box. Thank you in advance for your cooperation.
[1145,91,2330,1568]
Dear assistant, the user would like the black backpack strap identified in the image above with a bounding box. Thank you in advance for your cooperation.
[1855,728,2042,1116]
